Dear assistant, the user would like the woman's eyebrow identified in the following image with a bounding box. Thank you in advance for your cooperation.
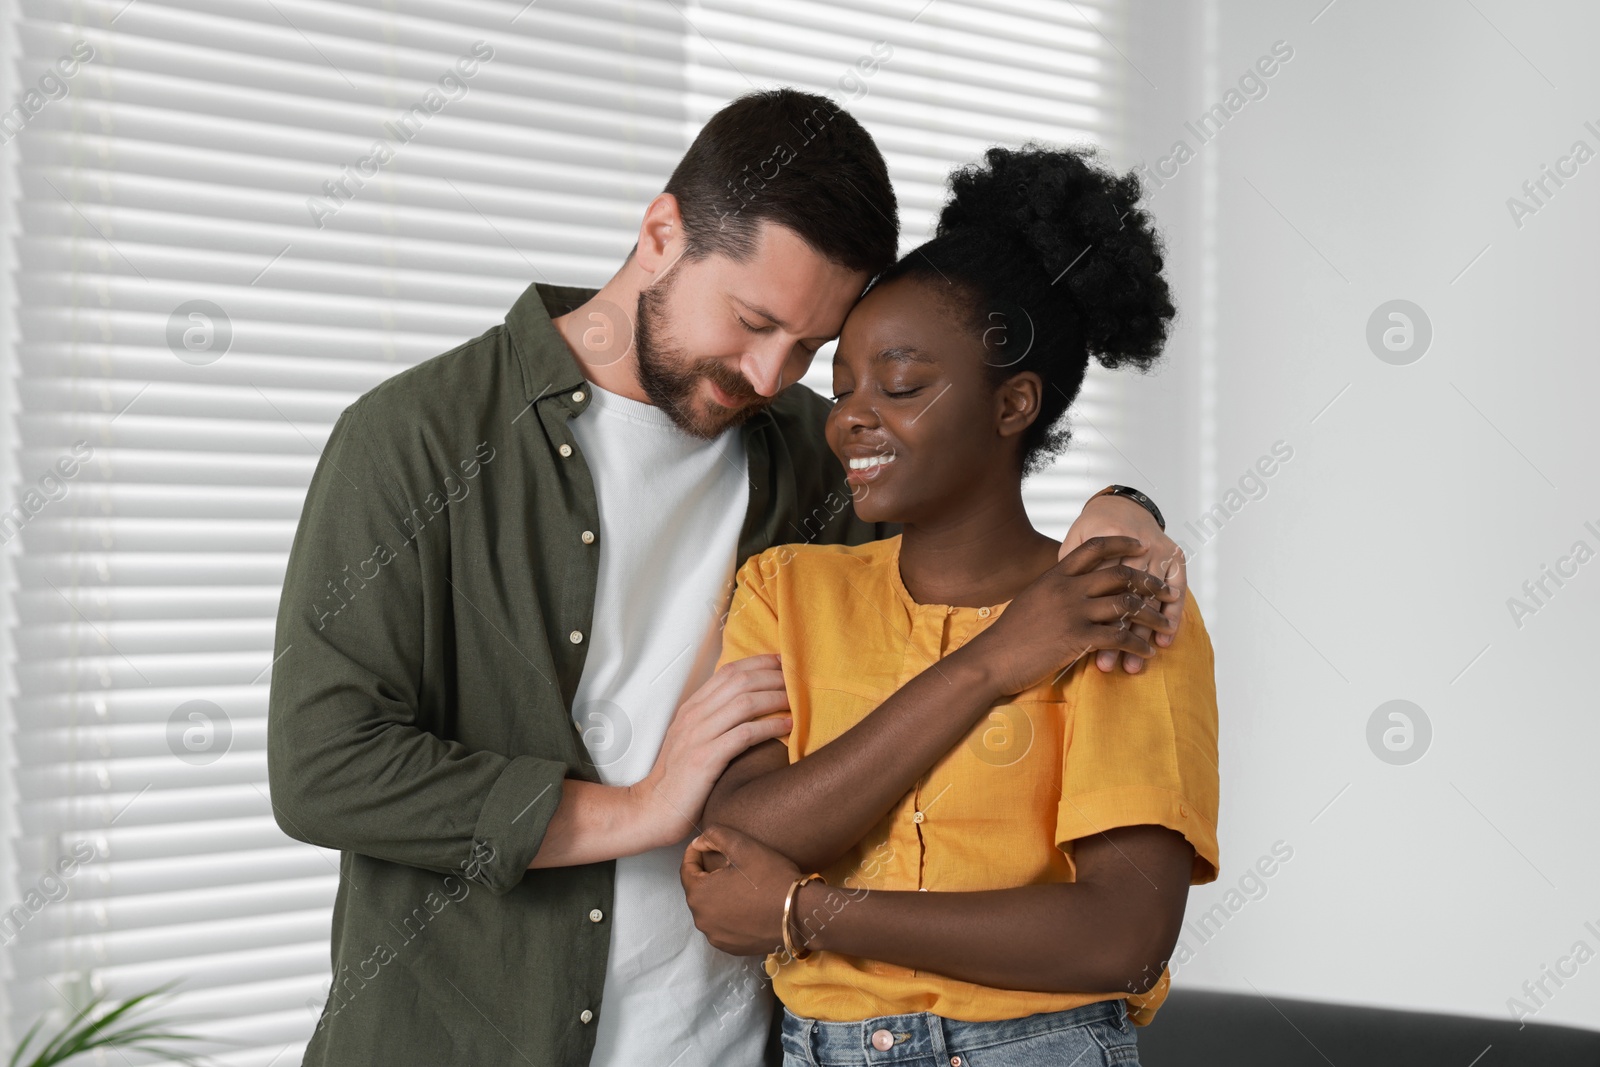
[832,345,935,370]
[875,346,936,365]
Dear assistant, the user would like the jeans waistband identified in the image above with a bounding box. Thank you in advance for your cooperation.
[780,997,1129,1064]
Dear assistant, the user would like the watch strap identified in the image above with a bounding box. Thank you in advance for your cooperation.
[1093,484,1165,531]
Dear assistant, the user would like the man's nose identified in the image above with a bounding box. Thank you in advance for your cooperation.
[740,340,798,398]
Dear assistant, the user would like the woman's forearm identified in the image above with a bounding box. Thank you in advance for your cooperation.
[701,648,1002,872]
[790,880,1165,995]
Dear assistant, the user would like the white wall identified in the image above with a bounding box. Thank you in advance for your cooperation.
[1120,0,1600,1030]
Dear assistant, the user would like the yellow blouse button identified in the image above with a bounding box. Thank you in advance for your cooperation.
[977,606,992,618]
[912,810,925,824]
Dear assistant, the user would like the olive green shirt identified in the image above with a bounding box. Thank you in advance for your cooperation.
[267,281,889,1066]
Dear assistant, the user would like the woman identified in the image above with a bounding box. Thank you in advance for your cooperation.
[680,144,1219,1066]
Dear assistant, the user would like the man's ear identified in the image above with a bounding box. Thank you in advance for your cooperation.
[635,193,686,277]
[996,371,1043,440]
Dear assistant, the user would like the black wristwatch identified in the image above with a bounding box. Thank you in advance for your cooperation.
[1092,484,1165,531]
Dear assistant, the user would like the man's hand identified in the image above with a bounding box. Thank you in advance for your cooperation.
[959,537,1177,698]
[628,656,792,847]
[1060,492,1188,674]
[680,824,800,956]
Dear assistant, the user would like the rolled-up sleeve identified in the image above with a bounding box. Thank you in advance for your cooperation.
[267,397,569,895]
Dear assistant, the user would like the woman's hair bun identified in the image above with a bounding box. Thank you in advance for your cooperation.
[934,143,1175,370]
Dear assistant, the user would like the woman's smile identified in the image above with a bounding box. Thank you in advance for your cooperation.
[844,451,897,484]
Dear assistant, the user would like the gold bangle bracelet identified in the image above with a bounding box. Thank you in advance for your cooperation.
[782,872,825,961]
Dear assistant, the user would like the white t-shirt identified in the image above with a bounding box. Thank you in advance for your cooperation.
[566,380,769,1066]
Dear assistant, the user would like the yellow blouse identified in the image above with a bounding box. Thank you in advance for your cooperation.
[715,536,1220,1026]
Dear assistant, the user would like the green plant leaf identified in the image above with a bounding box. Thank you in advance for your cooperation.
[7,979,231,1067]
[6,1016,46,1067]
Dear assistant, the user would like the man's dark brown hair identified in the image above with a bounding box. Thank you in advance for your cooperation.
[662,88,899,276]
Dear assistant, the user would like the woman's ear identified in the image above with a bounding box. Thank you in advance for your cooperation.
[996,371,1043,440]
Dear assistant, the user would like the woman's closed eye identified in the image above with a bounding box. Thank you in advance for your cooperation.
[830,383,926,401]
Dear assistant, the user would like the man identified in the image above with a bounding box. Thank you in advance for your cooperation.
[267,88,1182,1066]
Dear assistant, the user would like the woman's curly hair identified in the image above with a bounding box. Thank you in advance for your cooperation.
[873,143,1177,474]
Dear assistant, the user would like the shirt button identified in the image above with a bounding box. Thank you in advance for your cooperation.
[572,390,586,403]
[558,443,573,458]
[581,530,595,544]
[1179,803,1189,818]
[589,908,603,922]
[580,1009,593,1024]
[977,606,992,618]
[912,810,924,824]
[871,1029,894,1051]
[569,630,584,644]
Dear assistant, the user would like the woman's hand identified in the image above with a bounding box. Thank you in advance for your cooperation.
[1060,492,1188,674]
[629,657,792,848]
[961,536,1179,698]
[680,824,800,956]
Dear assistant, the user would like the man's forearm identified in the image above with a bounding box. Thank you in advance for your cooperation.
[701,650,1002,873]
[527,778,669,868]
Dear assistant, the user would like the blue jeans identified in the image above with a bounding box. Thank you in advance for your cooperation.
[779,998,1140,1066]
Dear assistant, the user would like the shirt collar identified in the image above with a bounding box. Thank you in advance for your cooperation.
[505,278,775,431]
[508,280,598,402]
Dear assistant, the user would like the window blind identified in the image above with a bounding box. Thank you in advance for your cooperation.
[4,1,689,1061]
[2,0,1129,1061]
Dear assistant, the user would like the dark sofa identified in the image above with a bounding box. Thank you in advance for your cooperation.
[1138,989,1600,1065]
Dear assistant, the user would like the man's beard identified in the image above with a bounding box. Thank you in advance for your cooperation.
[634,273,769,440]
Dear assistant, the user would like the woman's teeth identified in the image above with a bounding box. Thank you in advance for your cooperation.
[848,454,896,471]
